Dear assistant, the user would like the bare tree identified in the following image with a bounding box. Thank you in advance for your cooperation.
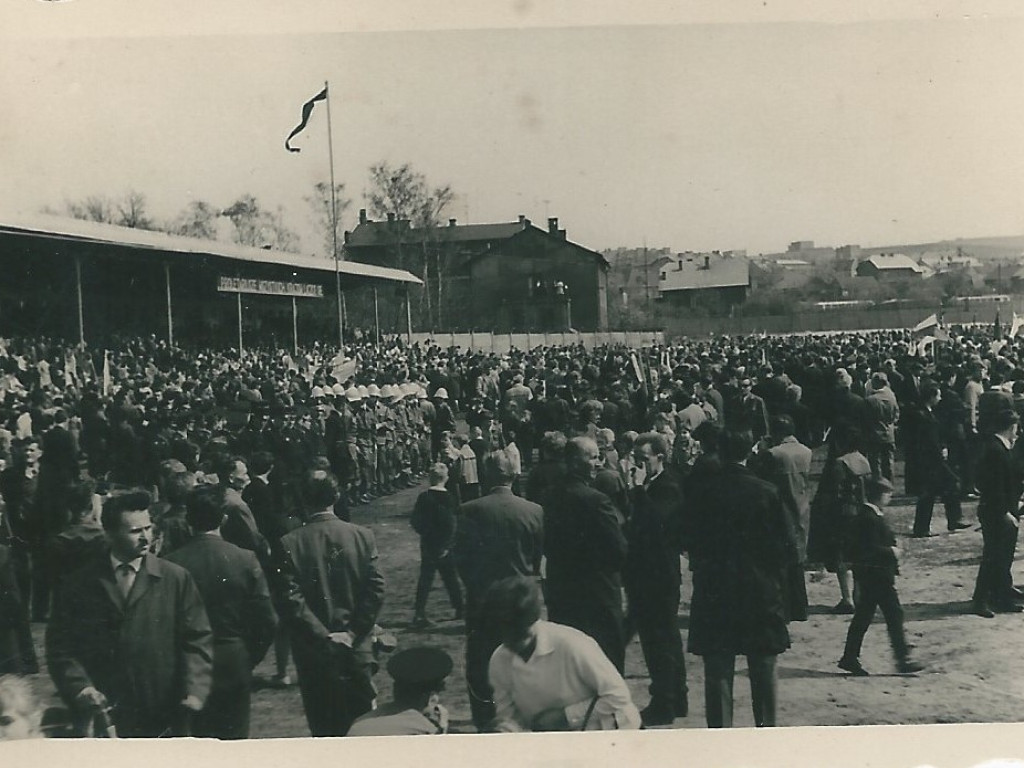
[305,181,351,260]
[115,190,154,230]
[366,162,454,328]
[221,194,300,251]
[63,190,155,230]
[65,195,116,223]
[168,200,221,240]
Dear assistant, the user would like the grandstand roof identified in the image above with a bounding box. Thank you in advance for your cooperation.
[0,212,423,285]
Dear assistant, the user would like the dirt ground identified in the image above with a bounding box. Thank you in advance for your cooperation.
[23,448,1024,736]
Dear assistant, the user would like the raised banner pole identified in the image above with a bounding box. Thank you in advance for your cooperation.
[165,263,174,346]
[405,286,413,343]
[373,286,380,345]
[75,256,85,344]
[237,292,243,352]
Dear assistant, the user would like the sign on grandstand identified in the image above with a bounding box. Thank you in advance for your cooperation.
[217,276,323,298]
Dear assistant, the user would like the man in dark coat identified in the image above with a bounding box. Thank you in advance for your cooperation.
[277,470,386,737]
[687,429,798,728]
[543,436,628,672]
[624,432,688,726]
[45,490,213,737]
[734,378,770,441]
[165,485,278,739]
[971,402,1023,617]
[454,449,543,732]
[910,382,969,537]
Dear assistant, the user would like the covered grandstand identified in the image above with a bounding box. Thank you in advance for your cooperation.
[0,213,422,349]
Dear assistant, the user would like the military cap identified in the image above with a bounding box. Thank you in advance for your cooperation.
[386,647,453,688]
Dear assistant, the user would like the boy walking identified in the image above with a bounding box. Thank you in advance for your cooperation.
[411,463,464,628]
[838,476,924,676]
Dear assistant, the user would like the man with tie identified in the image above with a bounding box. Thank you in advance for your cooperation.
[45,490,213,737]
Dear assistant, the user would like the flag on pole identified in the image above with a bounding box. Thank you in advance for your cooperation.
[911,313,939,334]
[285,86,328,153]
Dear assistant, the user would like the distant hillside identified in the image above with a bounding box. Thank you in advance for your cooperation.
[863,234,1024,261]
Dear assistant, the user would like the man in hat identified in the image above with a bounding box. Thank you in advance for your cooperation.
[347,647,454,736]
[971,397,1023,617]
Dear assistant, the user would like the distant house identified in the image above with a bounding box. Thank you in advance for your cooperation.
[658,252,750,311]
[344,211,609,332]
[855,253,926,280]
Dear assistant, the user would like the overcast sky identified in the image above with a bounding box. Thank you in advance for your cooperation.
[2,1,1023,256]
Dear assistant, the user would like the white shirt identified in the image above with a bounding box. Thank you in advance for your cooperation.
[488,621,641,733]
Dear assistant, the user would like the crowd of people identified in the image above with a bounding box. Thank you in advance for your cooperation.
[2,321,1024,738]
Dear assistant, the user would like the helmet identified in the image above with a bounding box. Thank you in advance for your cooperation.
[345,386,362,402]
[357,385,369,399]
[401,382,417,398]
[435,387,449,400]
[366,384,381,398]
[417,386,429,399]
[311,386,325,398]
[380,384,394,399]
[332,383,346,397]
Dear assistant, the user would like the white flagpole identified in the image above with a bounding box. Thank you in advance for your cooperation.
[324,79,344,351]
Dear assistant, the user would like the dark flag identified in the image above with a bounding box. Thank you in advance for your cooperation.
[285,87,328,153]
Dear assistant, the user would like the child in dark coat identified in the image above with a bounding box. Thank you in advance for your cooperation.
[838,476,924,675]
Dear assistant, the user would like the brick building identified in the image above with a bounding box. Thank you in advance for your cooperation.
[344,212,609,332]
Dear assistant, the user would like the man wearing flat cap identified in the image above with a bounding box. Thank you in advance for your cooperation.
[347,647,454,736]
[971,397,1023,618]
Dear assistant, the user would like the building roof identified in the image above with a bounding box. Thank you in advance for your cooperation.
[0,212,423,285]
[859,253,925,274]
[346,219,526,248]
[348,216,609,267]
[658,254,750,292]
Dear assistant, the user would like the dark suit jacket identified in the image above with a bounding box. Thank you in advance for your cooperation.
[543,478,627,617]
[625,470,685,594]
[278,512,385,663]
[45,553,213,735]
[687,463,795,657]
[454,486,543,604]
[222,487,268,558]
[976,435,1022,525]
[165,533,277,688]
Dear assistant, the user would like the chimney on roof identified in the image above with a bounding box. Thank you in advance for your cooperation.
[449,218,457,227]
[704,255,710,270]
[518,214,526,225]
[343,231,350,244]
[359,209,367,225]
[548,217,558,234]
[387,213,395,223]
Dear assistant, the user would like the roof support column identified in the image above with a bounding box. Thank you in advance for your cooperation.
[164,262,174,347]
[237,292,243,353]
[292,296,298,356]
[74,256,84,345]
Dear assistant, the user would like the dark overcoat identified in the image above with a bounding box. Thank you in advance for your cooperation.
[687,464,795,657]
